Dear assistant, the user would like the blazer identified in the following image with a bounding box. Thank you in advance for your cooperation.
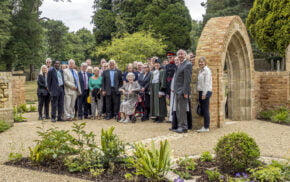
[173,60,192,95]
[102,69,123,95]
[63,68,82,95]
[78,71,90,93]
[138,72,152,94]
[37,74,49,96]
[47,68,65,97]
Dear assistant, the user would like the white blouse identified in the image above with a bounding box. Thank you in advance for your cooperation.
[197,66,212,96]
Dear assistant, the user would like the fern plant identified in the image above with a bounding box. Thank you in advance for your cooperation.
[128,140,171,181]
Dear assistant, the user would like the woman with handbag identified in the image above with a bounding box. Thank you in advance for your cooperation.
[89,67,103,120]
[197,57,212,132]
[37,65,50,120]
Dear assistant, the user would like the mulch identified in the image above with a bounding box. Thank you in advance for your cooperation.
[5,158,168,182]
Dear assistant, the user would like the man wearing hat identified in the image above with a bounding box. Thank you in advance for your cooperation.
[149,58,167,123]
[165,51,177,123]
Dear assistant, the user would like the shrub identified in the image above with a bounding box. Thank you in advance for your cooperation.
[259,110,274,120]
[205,169,223,182]
[13,107,27,122]
[174,156,197,179]
[65,123,103,174]
[215,132,260,174]
[100,127,125,168]
[8,152,23,161]
[0,120,11,133]
[29,105,37,112]
[250,165,283,182]
[200,151,213,162]
[29,127,77,163]
[271,111,290,123]
[18,104,29,112]
[270,160,290,181]
[128,140,171,181]
[259,106,290,124]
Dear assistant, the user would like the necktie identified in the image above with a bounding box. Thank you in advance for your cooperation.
[83,72,87,90]
[71,69,78,88]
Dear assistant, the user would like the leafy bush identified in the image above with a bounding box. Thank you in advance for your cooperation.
[29,127,77,163]
[18,104,29,112]
[200,151,213,162]
[8,152,23,161]
[215,132,260,174]
[259,106,290,124]
[250,165,283,182]
[174,156,197,179]
[128,140,171,181]
[100,127,125,168]
[271,111,290,123]
[13,107,27,122]
[205,169,223,182]
[0,120,11,133]
[64,123,103,174]
[29,105,37,112]
[270,160,290,181]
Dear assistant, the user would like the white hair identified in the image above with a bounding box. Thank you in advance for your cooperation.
[46,58,52,63]
[86,66,93,72]
[68,59,75,64]
[108,59,116,65]
[81,62,88,67]
[176,49,187,56]
[126,72,135,80]
[39,65,48,75]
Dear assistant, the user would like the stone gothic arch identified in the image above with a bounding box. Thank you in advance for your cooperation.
[192,16,255,128]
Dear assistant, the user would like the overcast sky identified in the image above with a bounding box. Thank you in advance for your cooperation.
[40,0,206,32]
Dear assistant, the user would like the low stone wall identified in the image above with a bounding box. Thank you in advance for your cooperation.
[255,71,290,115]
[11,76,26,106]
[0,72,13,124]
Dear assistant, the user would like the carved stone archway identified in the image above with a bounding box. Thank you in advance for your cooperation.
[192,16,255,128]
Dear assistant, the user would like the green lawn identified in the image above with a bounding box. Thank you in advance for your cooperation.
[25,81,37,104]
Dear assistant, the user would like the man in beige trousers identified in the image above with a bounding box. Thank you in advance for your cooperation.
[63,59,81,120]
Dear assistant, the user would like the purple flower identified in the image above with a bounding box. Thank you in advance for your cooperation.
[242,172,248,178]
[174,177,184,182]
[220,175,225,179]
[235,173,241,177]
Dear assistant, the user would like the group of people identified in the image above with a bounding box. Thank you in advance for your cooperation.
[37,49,212,133]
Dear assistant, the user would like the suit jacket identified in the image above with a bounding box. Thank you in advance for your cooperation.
[102,69,123,95]
[37,74,49,95]
[174,60,192,95]
[47,68,64,97]
[138,72,152,94]
[78,71,90,93]
[63,68,81,95]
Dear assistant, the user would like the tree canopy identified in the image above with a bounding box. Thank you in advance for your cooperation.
[94,31,167,70]
[0,0,12,57]
[92,0,192,51]
[246,0,290,56]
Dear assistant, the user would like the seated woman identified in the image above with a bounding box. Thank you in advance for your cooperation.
[119,72,141,123]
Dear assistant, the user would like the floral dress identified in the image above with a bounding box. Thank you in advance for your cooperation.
[119,81,141,115]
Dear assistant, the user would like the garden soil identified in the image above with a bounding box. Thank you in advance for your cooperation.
[0,112,289,182]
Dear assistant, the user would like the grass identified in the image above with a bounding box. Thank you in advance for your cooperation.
[25,81,38,104]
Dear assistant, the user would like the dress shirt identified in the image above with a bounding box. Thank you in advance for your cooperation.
[56,69,63,86]
[70,69,78,88]
[82,71,88,90]
[197,66,212,96]
[109,70,115,87]
[151,69,160,84]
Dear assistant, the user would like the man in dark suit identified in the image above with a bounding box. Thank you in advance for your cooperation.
[47,60,65,122]
[78,62,90,119]
[102,60,123,120]
[173,50,192,133]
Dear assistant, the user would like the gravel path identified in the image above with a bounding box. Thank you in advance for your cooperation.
[0,112,289,182]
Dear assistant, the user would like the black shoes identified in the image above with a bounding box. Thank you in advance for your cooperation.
[174,128,188,133]
[38,116,43,120]
[45,116,51,119]
[51,118,56,122]
[78,117,83,120]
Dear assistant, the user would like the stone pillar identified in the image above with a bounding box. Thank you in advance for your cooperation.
[0,72,14,124]
[286,44,290,71]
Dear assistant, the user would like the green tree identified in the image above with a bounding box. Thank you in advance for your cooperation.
[94,31,167,70]
[41,19,69,60]
[190,20,203,52]
[246,0,290,56]
[1,0,44,73]
[0,0,12,57]
[75,28,96,61]
[93,0,192,50]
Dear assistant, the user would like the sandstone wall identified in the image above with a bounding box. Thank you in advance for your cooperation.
[11,76,26,106]
[0,72,13,124]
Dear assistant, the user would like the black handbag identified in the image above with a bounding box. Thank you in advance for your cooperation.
[196,103,203,116]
